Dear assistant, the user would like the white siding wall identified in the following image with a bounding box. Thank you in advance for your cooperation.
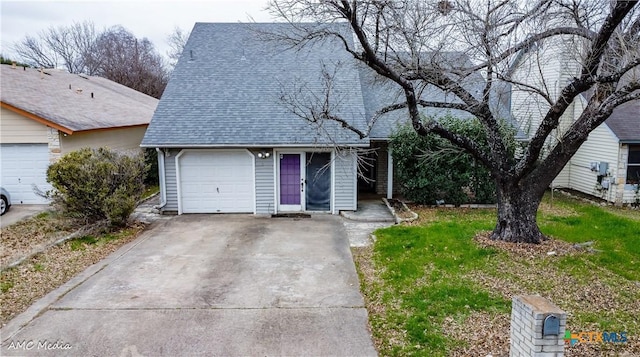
[254,149,275,214]
[510,37,630,204]
[510,36,583,142]
[552,163,571,188]
[565,124,620,202]
[334,149,357,211]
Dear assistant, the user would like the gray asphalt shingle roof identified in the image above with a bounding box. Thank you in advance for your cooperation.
[606,100,640,143]
[362,54,518,140]
[1,65,157,133]
[142,23,524,148]
[362,66,480,139]
[142,22,368,147]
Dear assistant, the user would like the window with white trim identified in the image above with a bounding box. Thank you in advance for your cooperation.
[627,145,640,185]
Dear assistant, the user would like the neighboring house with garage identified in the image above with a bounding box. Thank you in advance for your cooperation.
[142,22,513,215]
[0,64,158,204]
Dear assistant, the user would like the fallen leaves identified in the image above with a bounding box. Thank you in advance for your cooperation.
[0,224,144,327]
[474,231,581,258]
[0,212,79,269]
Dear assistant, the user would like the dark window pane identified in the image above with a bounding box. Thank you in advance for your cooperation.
[629,145,640,164]
[627,165,640,184]
[306,152,331,211]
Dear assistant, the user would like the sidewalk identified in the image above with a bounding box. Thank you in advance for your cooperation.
[341,199,395,247]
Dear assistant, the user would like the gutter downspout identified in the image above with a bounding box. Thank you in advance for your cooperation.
[387,146,393,199]
[154,148,167,210]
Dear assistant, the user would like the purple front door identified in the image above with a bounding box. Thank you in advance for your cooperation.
[280,154,301,205]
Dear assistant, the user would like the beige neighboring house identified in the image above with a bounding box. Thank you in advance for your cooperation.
[0,64,158,204]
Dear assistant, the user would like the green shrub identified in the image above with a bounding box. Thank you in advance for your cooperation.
[46,147,148,227]
[390,116,509,205]
[143,148,159,186]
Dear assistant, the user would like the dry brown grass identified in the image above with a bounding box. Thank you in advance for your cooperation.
[444,232,640,357]
[0,223,144,327]
[1,212,79,269]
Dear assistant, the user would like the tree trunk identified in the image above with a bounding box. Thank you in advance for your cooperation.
[491,182,545,244]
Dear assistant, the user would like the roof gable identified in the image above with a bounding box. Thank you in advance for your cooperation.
[142,22,368,147]
[0,65,158,133]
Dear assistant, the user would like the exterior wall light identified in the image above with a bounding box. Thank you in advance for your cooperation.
[257,150,271,159]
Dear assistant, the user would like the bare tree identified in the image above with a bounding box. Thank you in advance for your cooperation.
[13,34,58,69]
[13,21,100,74]
[166,26,190,68]
[12,22,168,98]
[267,0,640,243]
[95,26,168,98]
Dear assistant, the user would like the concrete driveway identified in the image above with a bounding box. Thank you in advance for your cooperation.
[1,214,377,356]
[0,204,50,228]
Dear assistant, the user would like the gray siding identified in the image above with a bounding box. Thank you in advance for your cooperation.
[163,149,179,212]
[253,149,275,214]
[334,149,357,211]
[162,147,358,214]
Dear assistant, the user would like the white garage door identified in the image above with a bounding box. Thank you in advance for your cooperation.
[178,150,254,213]
[0,144,52,204]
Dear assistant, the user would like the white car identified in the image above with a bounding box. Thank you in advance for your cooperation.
[1,187,11,216]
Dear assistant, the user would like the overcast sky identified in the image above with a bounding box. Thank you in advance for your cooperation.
[0,0,275,61]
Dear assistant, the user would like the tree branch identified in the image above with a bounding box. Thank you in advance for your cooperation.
[527,80,640,188]
[423,119,494,170]
[515,0,638,179]
[466,27,596,73]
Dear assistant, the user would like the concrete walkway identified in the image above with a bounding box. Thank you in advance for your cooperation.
[341,199,396,247]
[1,214,377,356]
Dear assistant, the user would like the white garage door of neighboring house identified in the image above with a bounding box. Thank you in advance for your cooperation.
[0,144,52,204]
[178,150,254,213]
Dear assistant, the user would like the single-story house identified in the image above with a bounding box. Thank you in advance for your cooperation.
[1,64,158,204]
[142,22,508,215]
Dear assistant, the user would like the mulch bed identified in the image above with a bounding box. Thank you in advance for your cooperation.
[474,231,587,258]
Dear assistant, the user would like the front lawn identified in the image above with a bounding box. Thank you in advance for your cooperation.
[354,193,640,356]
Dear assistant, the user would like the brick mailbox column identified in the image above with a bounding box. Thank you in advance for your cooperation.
[510,295,567,357]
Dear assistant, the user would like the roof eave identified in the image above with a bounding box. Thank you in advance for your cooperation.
[1,101,74,135]
[73,123,149,134]
[140,143,370,149]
